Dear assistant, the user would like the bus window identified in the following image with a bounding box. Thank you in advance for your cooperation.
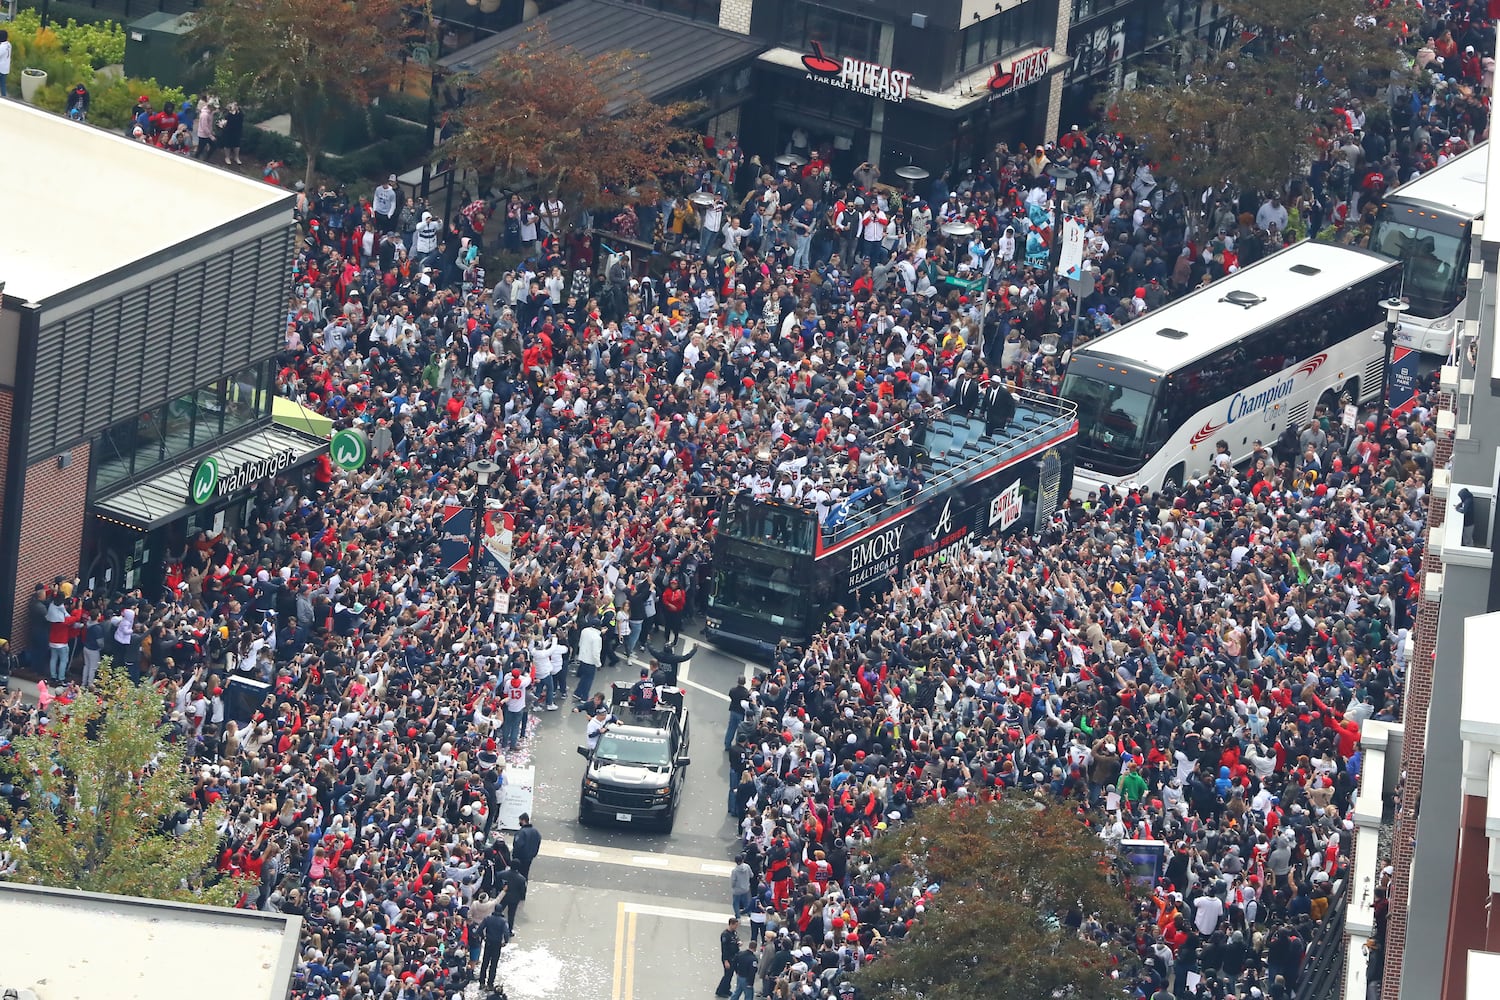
[722,505,815,553]
[1060,373,1157,472]
[709,554,811,627]
[1369,211,1465,318]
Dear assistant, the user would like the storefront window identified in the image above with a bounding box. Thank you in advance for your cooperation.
[93,363,273,492]
[779,2,881,64]
[622,0,722,25]
[955,0,1058,75]
[223,364,265,439]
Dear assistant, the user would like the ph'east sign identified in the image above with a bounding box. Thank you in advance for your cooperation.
[802,41,912,104]
[988,47,1051,100]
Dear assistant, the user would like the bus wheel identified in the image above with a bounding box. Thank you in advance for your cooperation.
[1164,463,1185,490]
[1318,389,1341,416]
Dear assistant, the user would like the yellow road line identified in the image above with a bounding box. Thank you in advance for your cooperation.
[611,900,626,1000]
[623,910,639,1000]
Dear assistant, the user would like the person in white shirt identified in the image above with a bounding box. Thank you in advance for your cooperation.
[413,211,442,262]
[372,176,399,232]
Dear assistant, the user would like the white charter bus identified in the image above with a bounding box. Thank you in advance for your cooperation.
[1060,241,1402,498]
[1367,142,1486,357]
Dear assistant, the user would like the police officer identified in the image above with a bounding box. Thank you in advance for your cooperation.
[715,917,741,997]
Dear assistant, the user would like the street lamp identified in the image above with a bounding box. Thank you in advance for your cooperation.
[467,457,501,605]
[1378,297,1410,431]
[1044,162,1077,342]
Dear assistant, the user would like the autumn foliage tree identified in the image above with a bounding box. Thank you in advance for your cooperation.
[191,0,417,187]
[1111,0,1406,204]
[443,25,702,222]
[853,797,1134,1000]
[0,661,248,906]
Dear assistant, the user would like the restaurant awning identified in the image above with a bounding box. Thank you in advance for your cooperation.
[93,424,329,531]
[438,0,767,114]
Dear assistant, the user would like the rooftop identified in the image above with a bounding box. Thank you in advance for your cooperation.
[0,100,293,304]
[439,0,766,114]
[0,882,300,1000]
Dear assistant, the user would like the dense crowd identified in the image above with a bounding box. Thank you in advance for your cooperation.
[0,5,1490,998]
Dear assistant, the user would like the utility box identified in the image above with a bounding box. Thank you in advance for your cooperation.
[123,12,202,91]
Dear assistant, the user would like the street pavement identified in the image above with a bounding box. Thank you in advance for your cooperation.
[490,627,759,1000]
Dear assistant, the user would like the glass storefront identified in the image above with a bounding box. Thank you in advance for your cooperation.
[93,361,273,493]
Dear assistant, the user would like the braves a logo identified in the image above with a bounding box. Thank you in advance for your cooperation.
[933,498,954,537]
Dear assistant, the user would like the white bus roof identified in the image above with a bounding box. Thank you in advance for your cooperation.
[1074,242,1395,376]
[1385,141,1488,219]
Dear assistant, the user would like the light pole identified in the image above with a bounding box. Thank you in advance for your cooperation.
[467,457,500,606]
[1044,162,1077,345]
[1378,296,1410,432]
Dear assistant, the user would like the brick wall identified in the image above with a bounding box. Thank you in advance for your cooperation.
[718,0,752,34]
[1381,389,1455,1000]
[10,441,91,650]
[0,389,13,629]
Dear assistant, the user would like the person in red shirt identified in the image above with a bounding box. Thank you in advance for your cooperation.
[659,578,687,644]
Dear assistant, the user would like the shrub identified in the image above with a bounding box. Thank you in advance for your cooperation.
[89,77,189,131]
[6,9,127,71]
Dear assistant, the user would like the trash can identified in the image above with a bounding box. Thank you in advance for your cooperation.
[20,67,47,103]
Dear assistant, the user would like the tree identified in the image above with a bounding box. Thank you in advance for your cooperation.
[853,797,1135,1000]
[190,0,416,188]
[0,661,247,906]
[443,25,702,223]
[1110,0,1406,205]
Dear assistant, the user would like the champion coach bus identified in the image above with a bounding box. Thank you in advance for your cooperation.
[705,389,1077,655]
[1367,141,1486,357]
[1060,241,1401,499]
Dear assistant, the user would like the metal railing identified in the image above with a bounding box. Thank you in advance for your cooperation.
[827,388,1076,538]
[1295,881,1349,1000]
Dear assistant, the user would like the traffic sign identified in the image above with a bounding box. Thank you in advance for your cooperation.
[330,428,370,471]
[189,457,219,505]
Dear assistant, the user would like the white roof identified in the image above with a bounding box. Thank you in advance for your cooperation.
[1075,242,1395,375]
[0,883,300,1000]
[0,100,291,303]
[1387,140,1488,219]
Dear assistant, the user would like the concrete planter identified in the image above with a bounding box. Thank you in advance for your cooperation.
[20,68,48,104]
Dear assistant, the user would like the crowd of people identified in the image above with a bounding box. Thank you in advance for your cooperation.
[0,5,1489,999]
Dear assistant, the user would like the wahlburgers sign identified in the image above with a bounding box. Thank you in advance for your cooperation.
[189,449,299,505]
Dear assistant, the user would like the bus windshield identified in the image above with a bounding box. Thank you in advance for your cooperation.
[1061,372,1159,474]
[720,503,816,553]
[708,552,811,627]
[1369,209,1465,317]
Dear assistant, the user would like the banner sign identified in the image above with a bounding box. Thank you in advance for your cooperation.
[440,500,516,575]
[1058,216,1086,280]
[1387,346,1422,418]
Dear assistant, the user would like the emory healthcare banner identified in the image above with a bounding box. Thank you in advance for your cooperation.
[440,500,515,575]
[1387,346,1422,418]
[1058,216,1086,280]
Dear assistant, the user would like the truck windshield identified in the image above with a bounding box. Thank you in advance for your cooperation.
[596,733,672,767]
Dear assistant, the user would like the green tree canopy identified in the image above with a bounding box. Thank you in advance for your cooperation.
[1111,0,1407,202]
[854,797,1135,1000]
[190,0,416,187]
[443,24,702,221]
[1,661,247,906]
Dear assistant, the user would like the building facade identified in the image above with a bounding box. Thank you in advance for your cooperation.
[0,101,323,647]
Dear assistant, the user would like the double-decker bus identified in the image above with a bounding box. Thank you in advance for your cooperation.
[705,389,1077,655]
[1060,241,1401,499]
[1368,142,1486,357]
